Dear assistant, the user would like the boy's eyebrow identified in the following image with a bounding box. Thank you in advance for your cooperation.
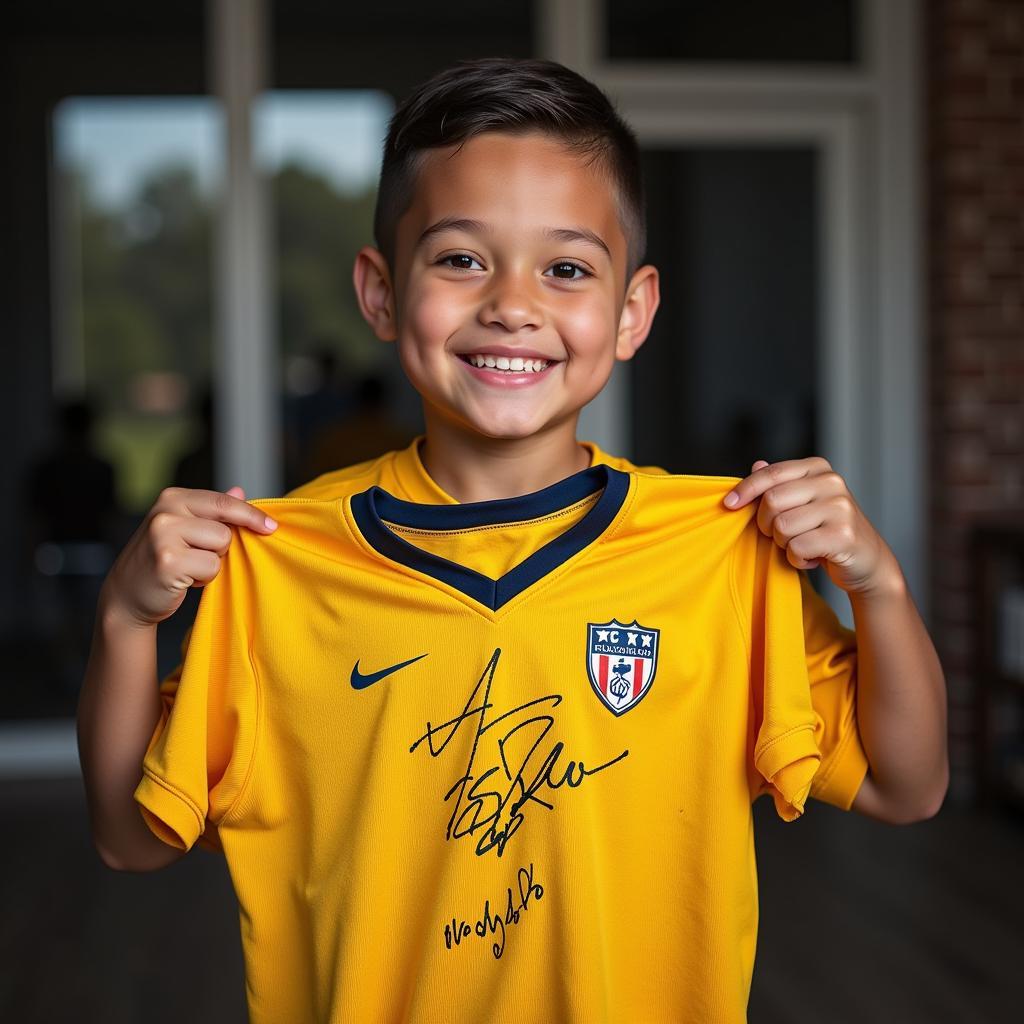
[416,217,488,249]
[416,217,611,260]
[542,226,611,260]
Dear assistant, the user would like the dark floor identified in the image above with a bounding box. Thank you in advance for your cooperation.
[2,778,1022,1023]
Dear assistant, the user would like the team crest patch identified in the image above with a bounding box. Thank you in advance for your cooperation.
[587,619,660,716]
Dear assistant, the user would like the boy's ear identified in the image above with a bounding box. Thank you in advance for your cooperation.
[353,246,398,342]
[615,264,660,361]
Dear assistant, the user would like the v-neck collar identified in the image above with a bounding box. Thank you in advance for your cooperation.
[349,463,630,611]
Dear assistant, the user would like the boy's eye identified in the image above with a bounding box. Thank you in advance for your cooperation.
[546,262,589,281]
[439,254,483,271]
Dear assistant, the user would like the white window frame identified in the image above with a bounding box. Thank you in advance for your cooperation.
[540,0,926,626]
[209,0,281,500]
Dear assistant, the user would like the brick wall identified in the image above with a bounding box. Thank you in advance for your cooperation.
[928,0,1024,801]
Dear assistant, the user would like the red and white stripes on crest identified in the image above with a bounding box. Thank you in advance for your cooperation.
[596,656,645,698]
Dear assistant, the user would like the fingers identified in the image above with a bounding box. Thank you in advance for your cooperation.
[762,501,827,551]
[721,456,841,573]
[166,548,223,591]
[107,484,276,628]
[156,486,277,533]
[724,456,834,510]
[755,479,819,536]
[177,516,235,557]
[782,526,831,571]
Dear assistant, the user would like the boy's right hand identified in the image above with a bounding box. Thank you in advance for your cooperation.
[100,485,278,630]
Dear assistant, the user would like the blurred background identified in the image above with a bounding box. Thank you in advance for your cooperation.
[1,1,1022,1021]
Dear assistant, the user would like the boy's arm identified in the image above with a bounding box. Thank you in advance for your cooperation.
[77,483,276,871]
[77,593,187,872]
[847,564,949,823]
[725,457,949,825]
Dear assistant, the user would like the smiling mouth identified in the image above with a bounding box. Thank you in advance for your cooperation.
[458,353,554,374]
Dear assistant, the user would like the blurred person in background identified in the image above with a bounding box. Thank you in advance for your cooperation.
[282,343,354,490]
[26,396,118,697]
[300,371,415,481]
[172,384,216,492]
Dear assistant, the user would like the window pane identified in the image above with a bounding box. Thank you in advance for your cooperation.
[52,97,218,510]
[632,147,819,477]
[607,1,858,64]
[18,97,218,716]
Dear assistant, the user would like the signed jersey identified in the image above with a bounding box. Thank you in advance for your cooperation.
[134,438,868,1024]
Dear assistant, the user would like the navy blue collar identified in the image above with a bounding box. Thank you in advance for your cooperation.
[349,464,630,611]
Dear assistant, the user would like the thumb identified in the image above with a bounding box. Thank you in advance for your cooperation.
[226,485,246,499]
[751,460,770,471]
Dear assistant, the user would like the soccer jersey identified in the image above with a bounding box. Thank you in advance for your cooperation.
[135,438,869,1023]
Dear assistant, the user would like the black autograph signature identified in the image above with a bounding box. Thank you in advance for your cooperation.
[443,862,545,959]
[409,648,629,858]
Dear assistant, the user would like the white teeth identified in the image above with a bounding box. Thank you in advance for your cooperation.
[465,353,551,372]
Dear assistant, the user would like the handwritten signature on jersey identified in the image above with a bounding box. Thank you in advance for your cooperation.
[409,647,629,858]
[443,861,544,959]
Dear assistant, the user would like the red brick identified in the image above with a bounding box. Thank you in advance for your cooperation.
[929,0,1024,788]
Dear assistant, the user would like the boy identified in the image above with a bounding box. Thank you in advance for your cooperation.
[77,58,948,1023]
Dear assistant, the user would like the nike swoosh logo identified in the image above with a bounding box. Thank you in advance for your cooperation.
[350,652,428,690]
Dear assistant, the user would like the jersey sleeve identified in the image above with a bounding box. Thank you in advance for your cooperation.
[133,543,260,853]
[734,531,823,822]
[799,572,870,811]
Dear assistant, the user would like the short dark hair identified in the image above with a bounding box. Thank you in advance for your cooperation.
[374,57,646,277]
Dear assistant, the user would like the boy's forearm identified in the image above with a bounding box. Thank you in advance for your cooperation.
[849,559,950,822]
[76,591,183,871]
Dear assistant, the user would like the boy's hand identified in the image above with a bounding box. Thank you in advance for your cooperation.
[723,457,903,598]
[100,485,278,630]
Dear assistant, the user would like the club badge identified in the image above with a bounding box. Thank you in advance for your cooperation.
[587,619,659,716]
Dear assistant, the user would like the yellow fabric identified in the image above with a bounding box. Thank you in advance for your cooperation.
[292,437,868,810]
[383,493,599,578]
[136,437,868,1023]
[797,572,869,809]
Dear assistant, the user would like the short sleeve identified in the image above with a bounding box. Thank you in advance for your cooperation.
[735,532,823,822]
[799,572,870,811]
[133,545,260,853]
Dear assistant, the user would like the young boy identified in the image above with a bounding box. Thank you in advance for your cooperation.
[77,57,948,1023]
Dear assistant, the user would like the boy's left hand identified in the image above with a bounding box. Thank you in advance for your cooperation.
[723,457,903,598]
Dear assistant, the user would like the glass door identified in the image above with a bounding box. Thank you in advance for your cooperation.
[634,146,820,478]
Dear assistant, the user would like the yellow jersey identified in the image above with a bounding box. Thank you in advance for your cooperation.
[135,437,868,1023]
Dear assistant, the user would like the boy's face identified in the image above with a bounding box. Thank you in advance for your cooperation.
[355,131,659,442]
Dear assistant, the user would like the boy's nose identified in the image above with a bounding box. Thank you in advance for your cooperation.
[478,274,542,333]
